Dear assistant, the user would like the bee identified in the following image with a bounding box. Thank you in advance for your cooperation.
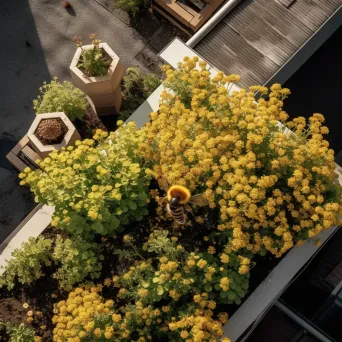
[158,176,208,224]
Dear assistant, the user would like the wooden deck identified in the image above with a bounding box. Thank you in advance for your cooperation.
[195,0,342,87]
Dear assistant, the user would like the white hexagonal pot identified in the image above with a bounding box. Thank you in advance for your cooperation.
[27,112,81,159]
[70,42,124,116]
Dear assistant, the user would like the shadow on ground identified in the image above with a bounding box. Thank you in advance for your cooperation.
[0,0,49,243]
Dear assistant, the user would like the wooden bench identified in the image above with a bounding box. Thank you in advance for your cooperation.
[153,0,225,33]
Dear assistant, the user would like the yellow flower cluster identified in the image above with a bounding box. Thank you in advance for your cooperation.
[52,285,113,341]
[140,57,342,258]
[20,123,151,236]
[169,294,227,342]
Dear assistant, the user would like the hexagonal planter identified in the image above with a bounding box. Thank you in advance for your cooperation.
[70,42,124,116]
[27,112,81,159]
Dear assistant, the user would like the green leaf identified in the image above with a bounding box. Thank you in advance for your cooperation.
[227,291,235,301]
[157,285,164,296]
[204,284,212,292]
[142,280,150,288]
[235,297,242,305]
[128,201,137,210]
[229,282,236,290]
[241,282,249,290]
[237,291,246,298]
[214,284,221,291]
[220,291,228,299]
[138,192,148,200]
[92,222,103,234]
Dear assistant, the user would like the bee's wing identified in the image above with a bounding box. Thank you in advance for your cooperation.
[158,175,170,193]
[189,193,208,206]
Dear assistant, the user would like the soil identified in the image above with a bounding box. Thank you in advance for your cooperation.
[35,118,68,146]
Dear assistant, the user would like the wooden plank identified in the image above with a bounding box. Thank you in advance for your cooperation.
[11,135,29,155]
[233,16,298,66]
[224,0,313,45]
[177,0,199,16]
[196,23,279,86]
[6,152,27,172]
[190,4,214,31]
[187,0,205,10]
[208,0,225,8]
[155,0,194,26]
[288,0,340,31]
[152,5,192,35]
[275,0,296,8]
[22,145,42,165]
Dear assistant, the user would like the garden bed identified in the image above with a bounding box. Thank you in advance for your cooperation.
[0,57,341,342]
[0,207,282,341]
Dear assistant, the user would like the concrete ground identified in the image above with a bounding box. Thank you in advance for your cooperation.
[0,0,173,243]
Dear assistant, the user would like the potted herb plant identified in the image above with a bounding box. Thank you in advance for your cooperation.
[70,34,124,116]
[33,77,106,132]
[27,112,81,158]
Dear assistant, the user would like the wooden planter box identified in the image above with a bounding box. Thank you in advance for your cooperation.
[70,43,124,116]
[6,135,42,172]
[153,0,225,33]
[27,112,81,159]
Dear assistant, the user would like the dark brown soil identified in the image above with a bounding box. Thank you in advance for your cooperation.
[0,272,64,341]
[73,105,111,139]
[35,118,68,145]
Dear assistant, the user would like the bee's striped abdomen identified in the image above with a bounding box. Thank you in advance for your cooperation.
[167,204,186,224]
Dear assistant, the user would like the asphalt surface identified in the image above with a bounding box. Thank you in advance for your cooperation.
[0,0,151,243]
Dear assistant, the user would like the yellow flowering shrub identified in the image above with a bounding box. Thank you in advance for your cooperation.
[52,283,230,342]
[114,230,249,306]
[20,122,151,236]
[140,57,342,257]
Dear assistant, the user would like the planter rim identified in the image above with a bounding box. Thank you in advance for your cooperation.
[27,112,78,152]
[70,42,121,84]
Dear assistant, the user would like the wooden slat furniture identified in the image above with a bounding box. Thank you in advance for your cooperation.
[153,0,225,32]
[6,136,43,172]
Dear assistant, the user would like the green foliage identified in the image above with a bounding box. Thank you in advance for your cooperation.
[113,0,145,15]
[0,322,36,342]
[115,230,249,306]
[0,237,52,290]
[119,67,161,121]
[33,77,87,121]
[0,234,103,291]
[52,235,103,291]
[21,123,151,237]
[74,34,110,77]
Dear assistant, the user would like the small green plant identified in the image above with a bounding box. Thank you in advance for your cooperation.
[0,322,36,342]
[113,0,146,15]
[33,77,88,121]
[52,235,103,291]
[73,34,111,77]
[119,67,161,121]
[0,237,52,290]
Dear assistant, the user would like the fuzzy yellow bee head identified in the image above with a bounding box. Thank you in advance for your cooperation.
[167,185,191,204]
